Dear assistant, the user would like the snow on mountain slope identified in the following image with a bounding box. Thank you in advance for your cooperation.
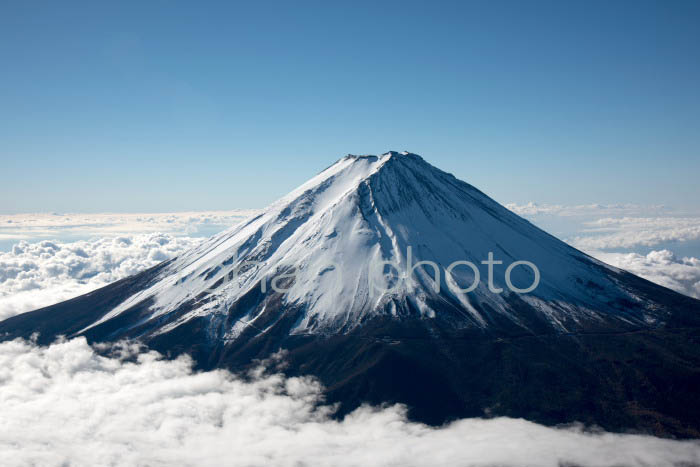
[79,152,666,338]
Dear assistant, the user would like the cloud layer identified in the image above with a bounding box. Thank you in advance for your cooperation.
[572,217,700,250]
[505,202,668,218]
[0,337,698,467]
[593,249,700,299]
[506,202,700,251]
[0,234,202,320]
[0,210,257,244]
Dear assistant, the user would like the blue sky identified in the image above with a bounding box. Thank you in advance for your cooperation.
[1,0,699,213]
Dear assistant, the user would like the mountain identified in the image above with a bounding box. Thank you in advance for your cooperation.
[2,151,700,437]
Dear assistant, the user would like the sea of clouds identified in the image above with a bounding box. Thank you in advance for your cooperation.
[0,210,258,240]
[0,234,203,321]
[595,249,700,299]
[505,202,700,250]
[0,336,698,467]
[507,202,700,298]
[0,210,257,320]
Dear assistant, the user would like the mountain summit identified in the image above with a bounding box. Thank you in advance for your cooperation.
[57,150,683,338]
[2,152,700,436]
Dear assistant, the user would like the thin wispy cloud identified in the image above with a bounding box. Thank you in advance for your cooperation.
[0,210,257,243]
[505,202,670,218]
[0,337,698,467]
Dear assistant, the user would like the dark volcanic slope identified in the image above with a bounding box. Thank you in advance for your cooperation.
[2,152,700,437]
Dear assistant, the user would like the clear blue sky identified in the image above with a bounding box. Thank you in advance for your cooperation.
[1,0,699,213]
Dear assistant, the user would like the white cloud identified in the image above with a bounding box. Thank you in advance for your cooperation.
[0,210,257,243]
[0,234,202,320]
[0,210,257,319]
[571,217,700,250]
[506,203,700,252]
[593,249,700,299]
[505,202,668,218]
[0,337,698,467]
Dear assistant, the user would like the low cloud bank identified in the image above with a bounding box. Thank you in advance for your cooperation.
[0,210,256,244]
[572,217,700,250]
[506,203,700,251]
[0,234,201,320]
[594,249,700,299]
[0,337,698,467]
[505,202,667,218]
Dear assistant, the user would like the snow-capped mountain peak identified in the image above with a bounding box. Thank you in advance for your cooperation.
[79,152,669,338]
